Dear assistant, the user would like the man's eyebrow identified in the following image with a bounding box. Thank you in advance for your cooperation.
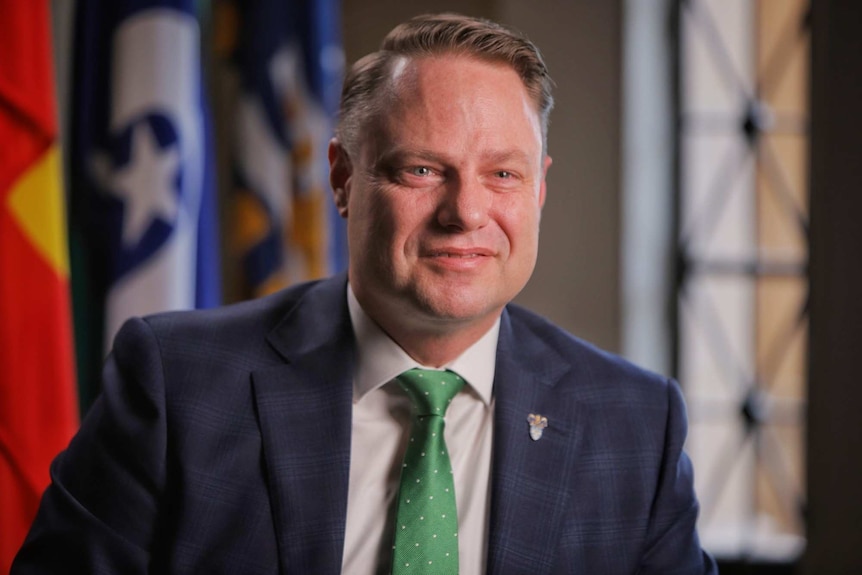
[374,148,449,168]
[484,150,533,166]
[381,148,533,163]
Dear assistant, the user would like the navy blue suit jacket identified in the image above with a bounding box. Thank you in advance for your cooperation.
[14,274,716,574]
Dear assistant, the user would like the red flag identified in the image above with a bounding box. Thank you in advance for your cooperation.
[0,1,79,569]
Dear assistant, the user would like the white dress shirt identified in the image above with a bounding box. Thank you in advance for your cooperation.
[341,285,498,575]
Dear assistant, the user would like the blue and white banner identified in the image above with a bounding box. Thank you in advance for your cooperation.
[229,0,346,298]
[71,0,220,359]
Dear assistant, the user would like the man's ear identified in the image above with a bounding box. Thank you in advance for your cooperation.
[329,138,352,218]
[538,155,552,209]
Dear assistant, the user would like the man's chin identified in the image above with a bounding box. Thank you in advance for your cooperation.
[410,291,504,328]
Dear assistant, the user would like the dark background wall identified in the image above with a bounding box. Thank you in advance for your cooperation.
[804,0,862,573]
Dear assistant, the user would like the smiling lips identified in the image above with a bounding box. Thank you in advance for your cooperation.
[421,247,496,271]
[424,247,494,258]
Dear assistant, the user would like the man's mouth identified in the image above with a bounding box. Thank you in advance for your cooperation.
[425,248,493,258]
[433,252,480,258]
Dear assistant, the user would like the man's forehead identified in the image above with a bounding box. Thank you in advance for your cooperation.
[381,54,537,124]
[387,53,519,91]
[356,53,544,163]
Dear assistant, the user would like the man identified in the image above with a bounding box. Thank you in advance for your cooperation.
[14,13,717,574]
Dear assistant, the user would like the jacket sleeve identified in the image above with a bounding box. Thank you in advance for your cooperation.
[12,317,167,575]
[636,379,718,575]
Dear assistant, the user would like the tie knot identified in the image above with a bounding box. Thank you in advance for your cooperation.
[396,368,465,417]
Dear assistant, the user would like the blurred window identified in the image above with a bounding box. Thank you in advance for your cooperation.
[676,0,810,562]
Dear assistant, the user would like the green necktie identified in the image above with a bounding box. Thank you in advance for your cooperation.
[392,368,465,574]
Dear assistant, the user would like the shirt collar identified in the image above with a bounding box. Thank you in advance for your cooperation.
[347,284,498,406]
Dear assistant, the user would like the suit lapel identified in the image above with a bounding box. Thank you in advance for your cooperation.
[251,276,355,574]
[249,281,587,573]
[486,308,585,573]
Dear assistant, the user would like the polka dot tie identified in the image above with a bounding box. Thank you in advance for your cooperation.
[392,368,465,574]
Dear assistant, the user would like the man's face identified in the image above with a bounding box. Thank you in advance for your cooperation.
[332,54,551,337]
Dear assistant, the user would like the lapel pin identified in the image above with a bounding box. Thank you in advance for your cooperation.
[527,413,548,441]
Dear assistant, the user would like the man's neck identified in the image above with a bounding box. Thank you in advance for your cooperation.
[350,289,502,368]
[383,321,497,367]
[346,285,498,404]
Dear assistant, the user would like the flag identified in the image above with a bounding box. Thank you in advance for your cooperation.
[0,2,79,569]
[70,0,221,411]
[223,0,346,300]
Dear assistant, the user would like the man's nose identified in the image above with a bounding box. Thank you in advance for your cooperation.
[436,176,491,232]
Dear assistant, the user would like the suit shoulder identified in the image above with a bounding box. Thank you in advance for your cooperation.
[141,277,327,338]
[505,303,671,396]
[111,276,342,372]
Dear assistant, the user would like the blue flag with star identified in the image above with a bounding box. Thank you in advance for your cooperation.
[70,0,220,412]
[224,0,346,299]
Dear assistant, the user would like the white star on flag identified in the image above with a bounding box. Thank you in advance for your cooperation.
[109,120,181,247]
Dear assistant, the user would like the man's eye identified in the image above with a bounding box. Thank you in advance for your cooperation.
[410,166,433,177]
[495,170,513,179]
